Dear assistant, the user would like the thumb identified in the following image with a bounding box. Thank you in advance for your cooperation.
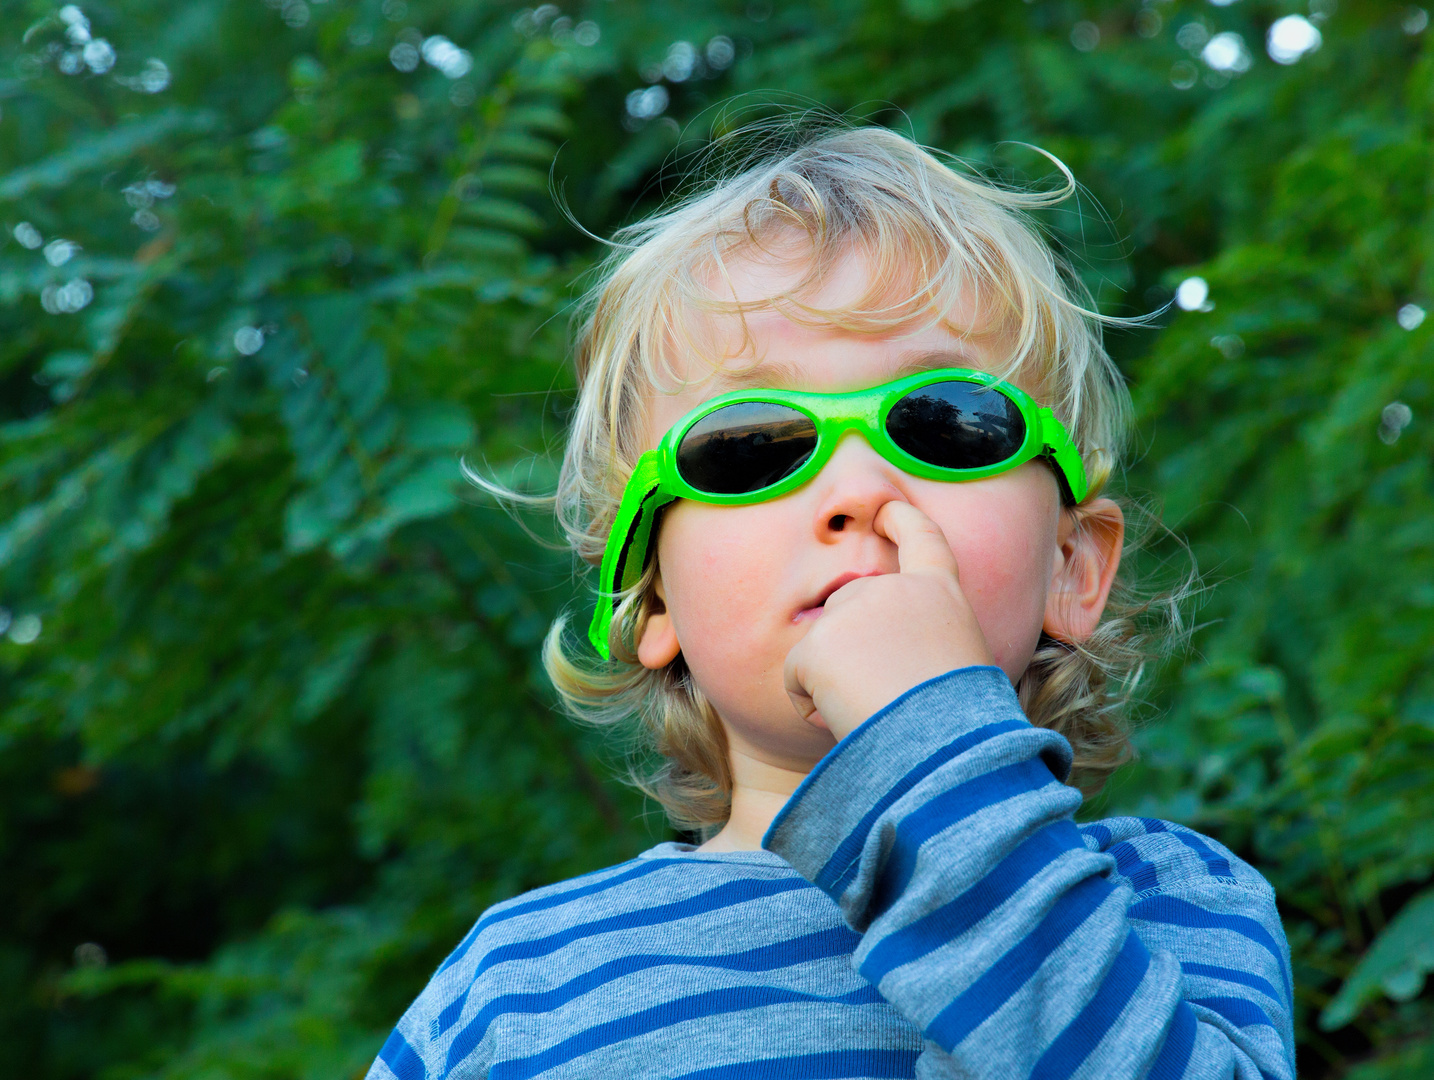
[874,501,961,580]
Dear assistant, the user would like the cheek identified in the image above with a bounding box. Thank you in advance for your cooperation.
[921,475,1059,663]
[655,502,787,660]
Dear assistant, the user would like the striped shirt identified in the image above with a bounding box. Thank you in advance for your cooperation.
[369,666,1295,1079]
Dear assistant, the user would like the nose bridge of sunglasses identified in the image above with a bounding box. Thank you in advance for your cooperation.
[821,423,897,472]
[819,390,884,435]
[802,389,892,460]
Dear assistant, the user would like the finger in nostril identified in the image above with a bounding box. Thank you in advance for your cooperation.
[828,514,848,532]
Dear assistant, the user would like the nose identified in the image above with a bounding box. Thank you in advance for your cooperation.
[810,432,907,542]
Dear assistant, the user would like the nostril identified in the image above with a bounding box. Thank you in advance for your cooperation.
[828,514,848,532]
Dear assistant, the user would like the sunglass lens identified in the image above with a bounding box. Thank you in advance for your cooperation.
[886,381,1026,471]
[677,402,819,495]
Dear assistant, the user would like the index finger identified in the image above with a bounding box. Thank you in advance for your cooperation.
[874,500,961,580]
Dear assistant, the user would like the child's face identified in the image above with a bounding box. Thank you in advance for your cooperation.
[635,249,1111,772]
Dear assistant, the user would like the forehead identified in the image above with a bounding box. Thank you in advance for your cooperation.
[643,246,1016,442]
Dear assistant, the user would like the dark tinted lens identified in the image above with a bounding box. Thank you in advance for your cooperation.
[885,381,1026,471]
[676,401,819,495]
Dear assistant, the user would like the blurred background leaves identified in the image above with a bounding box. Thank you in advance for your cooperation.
[0,0,1429,1077]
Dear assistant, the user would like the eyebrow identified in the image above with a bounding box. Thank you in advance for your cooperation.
[706,359,805,392]
[707,347,986,392]
[889,347,987,378]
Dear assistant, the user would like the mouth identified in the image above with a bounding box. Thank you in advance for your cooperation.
[793,570,884,622]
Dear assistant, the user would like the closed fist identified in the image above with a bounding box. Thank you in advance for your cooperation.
[783,500,996,741]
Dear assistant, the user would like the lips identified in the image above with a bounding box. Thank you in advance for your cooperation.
[793,569,885,622]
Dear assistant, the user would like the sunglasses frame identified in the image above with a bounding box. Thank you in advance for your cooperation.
[589,367,1088,657]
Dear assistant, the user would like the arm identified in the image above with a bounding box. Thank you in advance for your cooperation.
[764,666,1295,1079]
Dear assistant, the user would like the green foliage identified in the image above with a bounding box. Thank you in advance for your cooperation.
[1324,889,1434,1031]
[1,1,1430,1077]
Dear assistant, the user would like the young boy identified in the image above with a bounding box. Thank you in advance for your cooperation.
[369,127,1295,1080]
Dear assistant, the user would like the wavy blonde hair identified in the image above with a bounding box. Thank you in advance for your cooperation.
[502,123,1182,831]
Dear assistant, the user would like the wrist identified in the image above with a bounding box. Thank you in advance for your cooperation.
[764,665,1033,871]
[818,653,991,741]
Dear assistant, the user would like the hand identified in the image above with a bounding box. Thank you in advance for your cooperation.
[783,501,996,741]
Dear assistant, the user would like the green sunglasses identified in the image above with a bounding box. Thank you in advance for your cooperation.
[588,367,1088,658]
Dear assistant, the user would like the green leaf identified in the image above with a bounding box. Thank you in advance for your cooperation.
[284,488,337,552]
[900,0,984,22]
[296,629,378,722]
[379,459,460,528]
[1322,887,1434,1029]
[403,402,475,451]
[39,350,92,381]
[477,164,549,194]
[461,197,547,234]
[1344,1035,1434,1080]
[0,108,218,200]
[306,139,365,190]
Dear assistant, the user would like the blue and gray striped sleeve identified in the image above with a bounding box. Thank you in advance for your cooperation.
[762,665,1296,1080]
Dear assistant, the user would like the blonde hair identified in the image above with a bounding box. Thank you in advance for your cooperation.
[497,122,1184,831]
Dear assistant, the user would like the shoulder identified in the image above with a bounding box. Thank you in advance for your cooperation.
[371,853,687,1079]
[371,847,820,1079]
[1077,815,1274,901]
[451,844,812,965]
[434,847,732,987]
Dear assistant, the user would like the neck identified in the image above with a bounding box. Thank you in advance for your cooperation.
[697,742,817,852]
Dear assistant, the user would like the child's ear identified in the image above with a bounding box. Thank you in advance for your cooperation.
[1043,497,1125,644]
[636,568,682,669]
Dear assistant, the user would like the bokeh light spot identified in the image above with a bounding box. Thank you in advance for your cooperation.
[282,1,310,29]
[82,38,115,73]
[1202,32,1252,74]
[8,613,41,644]
[1070,22,1099,52]
[422,36,473,79]
[390,41,420,72]
[44,239,79,266]
[1176,22,1210,52]
[663,41,698,81]
[1267,15,1322,64]
[626,84,669,120]
[234,326,266,355]
[1379,402,1413,445]
[13,222,43,249]
[707,35,735,69]
[1175,277,1212,311]
[41,279,93,314]
[1211,334,1245,359]
[1170,60,1199,89]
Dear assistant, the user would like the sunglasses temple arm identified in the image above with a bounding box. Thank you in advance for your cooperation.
[588,452,673,658]
[1039,409,1089,505]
